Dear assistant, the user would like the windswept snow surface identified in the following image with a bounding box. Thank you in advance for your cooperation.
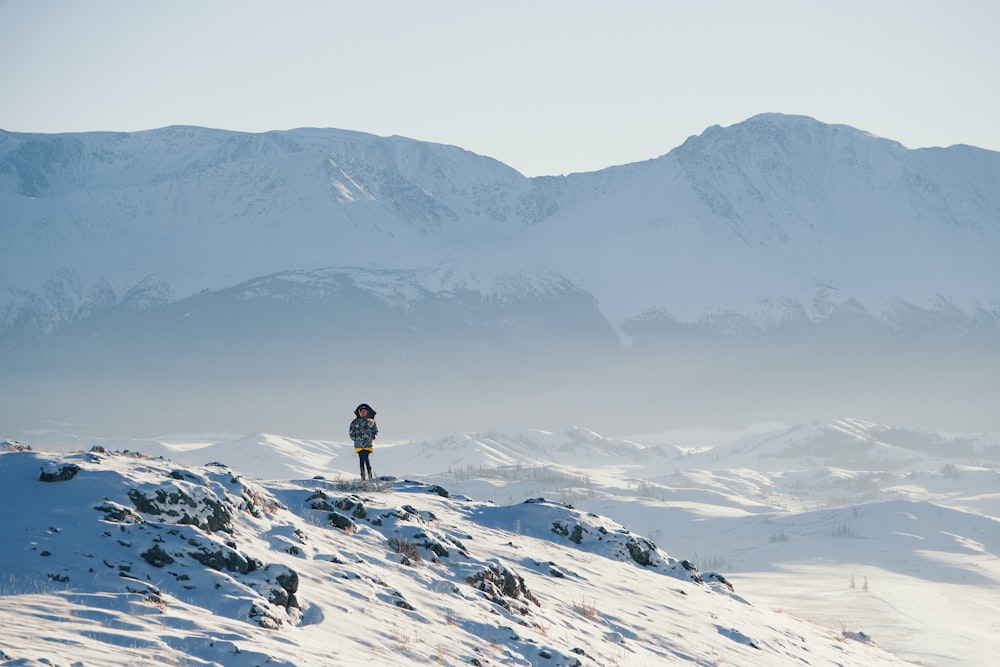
[2,441,908,667]
[7,418,1000,666]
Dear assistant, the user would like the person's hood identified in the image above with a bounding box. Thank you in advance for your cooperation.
[354,403,376,418]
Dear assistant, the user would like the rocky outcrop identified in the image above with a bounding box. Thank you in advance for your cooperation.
[468,561,540,615]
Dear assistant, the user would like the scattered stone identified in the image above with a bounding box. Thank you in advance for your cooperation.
[467,562,540,614]
[1,440,31,452]
[327,512,357,533]
[141,544,176,568]
[39,463,80,482]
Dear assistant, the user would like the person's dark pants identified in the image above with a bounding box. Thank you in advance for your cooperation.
[358,450,372,479]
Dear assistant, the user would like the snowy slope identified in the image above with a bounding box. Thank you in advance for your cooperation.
[7,416,1000,665]
[0,444,914,666]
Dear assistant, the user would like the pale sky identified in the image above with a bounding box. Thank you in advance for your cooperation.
[1,0,998,176]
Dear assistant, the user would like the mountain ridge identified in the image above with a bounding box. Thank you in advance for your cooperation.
[3,113,999,337]
[2,114,998,436]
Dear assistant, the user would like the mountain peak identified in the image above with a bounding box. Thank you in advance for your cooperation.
[676,113,906,163]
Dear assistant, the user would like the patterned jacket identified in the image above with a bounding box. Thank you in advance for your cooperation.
[349,404,378,452]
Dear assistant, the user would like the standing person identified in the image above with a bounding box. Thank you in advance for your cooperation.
[349,403,378,481]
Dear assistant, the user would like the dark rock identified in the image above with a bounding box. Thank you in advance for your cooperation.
[626,541,653,566]
[188,546,253,574]
[39,464,80,482]
[393,596,415,611]
[200,496,234,533]
[1,440,31,452]
[141,544,176,568]
[705,572,734,591]
[327,512,357,533]
[127,487,233,534]
[276,568,299,595]
[95,502,143,524]
[467,562,539,613]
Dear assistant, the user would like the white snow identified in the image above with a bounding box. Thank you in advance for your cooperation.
[4,418,999,666]
[3,114,999,336]
[2,113,998,666]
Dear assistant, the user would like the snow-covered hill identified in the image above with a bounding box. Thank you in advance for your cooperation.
[0,442,914,666]
[6,417,999,665]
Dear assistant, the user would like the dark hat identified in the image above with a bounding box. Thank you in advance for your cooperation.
[354,403,376,418]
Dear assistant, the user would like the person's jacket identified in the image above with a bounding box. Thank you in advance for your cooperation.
[349,404,378,452]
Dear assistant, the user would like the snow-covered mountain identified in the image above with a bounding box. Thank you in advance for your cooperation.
[0,440,917,666]
[3,113,998,337]
[1,114,998,436]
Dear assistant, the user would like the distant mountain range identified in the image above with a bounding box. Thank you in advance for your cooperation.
[1,114,998,436]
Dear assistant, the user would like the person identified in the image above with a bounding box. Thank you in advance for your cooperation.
[349,403,378,480]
